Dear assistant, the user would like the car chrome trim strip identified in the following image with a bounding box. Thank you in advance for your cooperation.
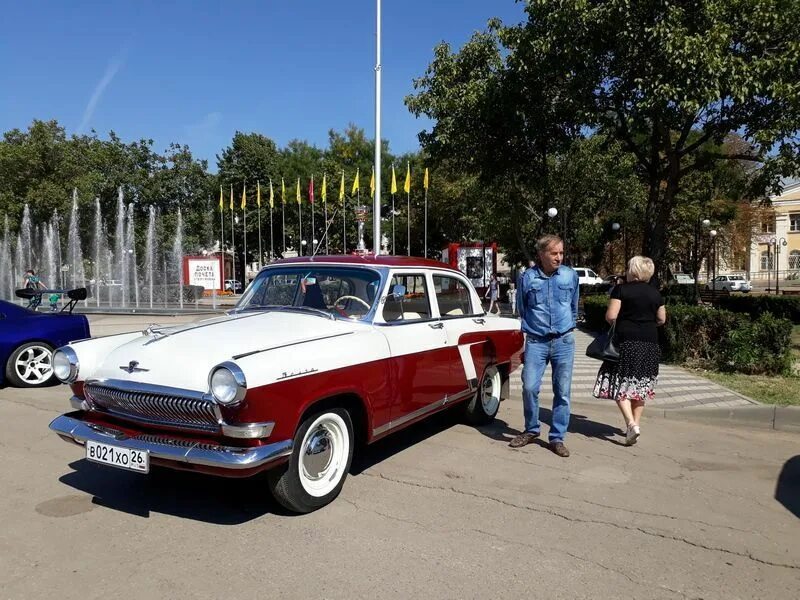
[232,331,355,360]
[372,389,474,437]
[49,415,292,470]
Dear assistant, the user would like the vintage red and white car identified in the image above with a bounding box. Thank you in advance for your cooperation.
[49,256,523,513]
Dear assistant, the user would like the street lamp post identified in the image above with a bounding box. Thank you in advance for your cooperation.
[610,222,621,274]
[709,229,718,305]
[772,237,788,295]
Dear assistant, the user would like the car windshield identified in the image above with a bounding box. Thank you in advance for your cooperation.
[236,266,382,321]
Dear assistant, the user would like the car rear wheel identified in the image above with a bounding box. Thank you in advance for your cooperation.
[464,365,502,425]
[268,408,354,514]
[5,342,55,387]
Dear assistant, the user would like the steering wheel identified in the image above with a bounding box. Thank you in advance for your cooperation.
[333,295,371,316]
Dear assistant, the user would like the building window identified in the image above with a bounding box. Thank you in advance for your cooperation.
[761,220,775,233]
[760,251,774,271]
[789,250,800,270]
[790,213,800,232]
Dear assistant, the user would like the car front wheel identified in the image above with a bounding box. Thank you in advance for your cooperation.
[5,342,55,387]
[464,365,502,425]
[268,408,354,514]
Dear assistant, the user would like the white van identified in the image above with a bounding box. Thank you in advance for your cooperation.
[573,267,603,286]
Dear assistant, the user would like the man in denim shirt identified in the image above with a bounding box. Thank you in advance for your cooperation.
[510,235,578,457]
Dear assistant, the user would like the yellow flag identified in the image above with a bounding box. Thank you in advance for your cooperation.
[370,167,375,199]
[423,167,429,190]
[351,168,360,194]
[241,184,247,210]
[339,171,345,203]
[269,179,274,208]
[230,184,234,210]
[218,186,223,212]
[404,163,411,194]
[281,178,286,204]
[391,165,397,194]
[296,178,301,204]
[256,181,261,207]
[321,173,327,203]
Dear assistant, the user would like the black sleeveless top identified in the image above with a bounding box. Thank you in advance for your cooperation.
[611,281,664,343]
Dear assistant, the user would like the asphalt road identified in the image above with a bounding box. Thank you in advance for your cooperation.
[0,315,798,599]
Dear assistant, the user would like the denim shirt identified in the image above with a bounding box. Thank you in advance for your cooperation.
[517,265,579,338]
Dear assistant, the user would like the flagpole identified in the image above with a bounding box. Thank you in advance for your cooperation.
[243,185,247,283]
[424,184,429,258]
[373,0,382,257]
[343,172,347,254]
[392,190,395,255]
[269,180,274,263]
[230,184,235,285]
[311,175,315,254]
[298,181,303,256]
[282,180,286,254]
[407,188,411,256]
[257,181,263,270]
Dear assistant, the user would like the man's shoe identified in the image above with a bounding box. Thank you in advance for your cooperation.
[550,441,570,457]
[509,432,539,448]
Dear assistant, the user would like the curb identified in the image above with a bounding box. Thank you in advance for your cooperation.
[506,394,800,434]
[653,405,800,433]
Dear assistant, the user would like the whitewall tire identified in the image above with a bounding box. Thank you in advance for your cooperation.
[268,408,354,514]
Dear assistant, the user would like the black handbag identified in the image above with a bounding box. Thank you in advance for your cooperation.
[586,322,619,362]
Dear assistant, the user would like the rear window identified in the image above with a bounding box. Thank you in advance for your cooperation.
[432,275,474,317]
[730,276,744,281]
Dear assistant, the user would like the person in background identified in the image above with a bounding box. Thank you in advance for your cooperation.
[484,274,500,315]
[48,292,60,312]
[592,256,666,446]
[509,235,579,458]
[22,269,46,309]
[507,283,517,316]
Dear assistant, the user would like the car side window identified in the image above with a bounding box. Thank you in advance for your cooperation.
[432,275,473,317]
[382,274,431,322]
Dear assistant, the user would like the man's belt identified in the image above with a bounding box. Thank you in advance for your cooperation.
[528,328,574,342]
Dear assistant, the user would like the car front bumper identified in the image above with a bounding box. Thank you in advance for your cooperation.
[50,414,292,476]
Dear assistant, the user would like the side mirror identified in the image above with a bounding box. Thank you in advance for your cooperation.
[391,284,406,300]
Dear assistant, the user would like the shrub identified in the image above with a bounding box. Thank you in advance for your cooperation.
[715,313,794,375]
[582,295,608,331]
[661,306,743,365]
[716,295,800,324]
[661,284,698,306]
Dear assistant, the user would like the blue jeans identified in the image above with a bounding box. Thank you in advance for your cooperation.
[521,333,575,442]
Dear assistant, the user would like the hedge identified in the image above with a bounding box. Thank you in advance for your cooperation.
[581,296,793,376]
[716,295,800,324]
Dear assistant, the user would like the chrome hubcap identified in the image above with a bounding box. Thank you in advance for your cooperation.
[302,427,333,480]
[481,368,501,415]
[14,346,53,384]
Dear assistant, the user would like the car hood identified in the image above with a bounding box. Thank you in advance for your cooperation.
[88,310,359,391]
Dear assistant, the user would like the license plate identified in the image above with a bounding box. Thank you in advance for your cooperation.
[86,440,149,473]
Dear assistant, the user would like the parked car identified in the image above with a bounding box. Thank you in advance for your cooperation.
[49,256,524,513]
[0,289,90,388]
[224,279,243,293]
[705,275,752,292]
[671,273,695,285]
[574,267,603,286]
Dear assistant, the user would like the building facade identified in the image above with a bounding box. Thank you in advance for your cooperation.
[748,181,800,281]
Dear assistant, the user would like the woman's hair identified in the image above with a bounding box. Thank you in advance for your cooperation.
[626,256,655,282]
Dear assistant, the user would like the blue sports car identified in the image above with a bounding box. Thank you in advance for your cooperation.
[0,289,90,388]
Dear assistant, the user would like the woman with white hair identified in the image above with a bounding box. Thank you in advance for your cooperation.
[593,256,666,445]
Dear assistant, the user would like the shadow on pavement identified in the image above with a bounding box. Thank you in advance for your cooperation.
[351,406,463,475]
[475,406,626,446]
[775,455,800,519]
[58,460,287,523]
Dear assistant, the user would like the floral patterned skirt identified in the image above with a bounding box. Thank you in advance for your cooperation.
[592,340,660,403]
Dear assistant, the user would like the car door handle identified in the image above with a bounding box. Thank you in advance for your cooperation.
[428,322,444,329]
[472,318,485,325]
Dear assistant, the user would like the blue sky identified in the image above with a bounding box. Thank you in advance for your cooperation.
[0,1,526,170]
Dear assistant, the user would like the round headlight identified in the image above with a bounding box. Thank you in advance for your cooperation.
[209,362,247,405]
[53,347,79,383]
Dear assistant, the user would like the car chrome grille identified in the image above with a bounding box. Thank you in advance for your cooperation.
[85,383,219,432]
